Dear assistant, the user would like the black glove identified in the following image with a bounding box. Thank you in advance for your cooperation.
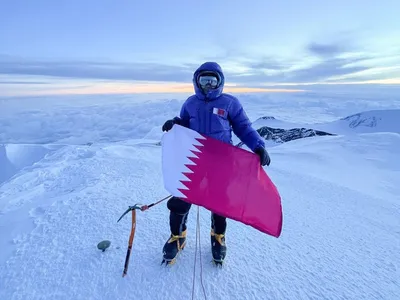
[162,118,180,132]
[162,119,175,132]
[254,147,271,166]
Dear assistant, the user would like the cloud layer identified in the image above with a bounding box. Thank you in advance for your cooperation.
[1,39,399,88]
[227,39,399,85]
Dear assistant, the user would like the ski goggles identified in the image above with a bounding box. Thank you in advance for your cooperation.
[198,75,219,88]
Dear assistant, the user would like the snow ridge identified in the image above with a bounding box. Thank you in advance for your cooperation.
[241,109,400,147]
[341,113,379,128]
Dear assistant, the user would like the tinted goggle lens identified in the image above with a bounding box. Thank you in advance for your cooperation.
[198,75,218,87]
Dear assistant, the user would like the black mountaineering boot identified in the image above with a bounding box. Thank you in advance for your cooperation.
[210,212,227,265]
[162,229,187,265]
[162,211,188,265]
[211,228,226,265]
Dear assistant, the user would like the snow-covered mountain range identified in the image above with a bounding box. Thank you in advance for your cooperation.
[234,109,400,147]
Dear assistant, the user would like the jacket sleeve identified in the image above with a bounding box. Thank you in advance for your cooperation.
[173,100,190,128]
[229,97,265,151]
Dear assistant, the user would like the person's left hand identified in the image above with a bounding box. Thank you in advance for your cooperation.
[254,147,271,166]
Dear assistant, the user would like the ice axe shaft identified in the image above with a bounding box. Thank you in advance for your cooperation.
[122,209,136,277]
[117,195,172,277]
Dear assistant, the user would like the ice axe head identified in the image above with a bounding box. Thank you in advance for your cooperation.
[117,204,143,223]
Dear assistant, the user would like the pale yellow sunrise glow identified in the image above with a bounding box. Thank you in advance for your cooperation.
[8,82,306,96]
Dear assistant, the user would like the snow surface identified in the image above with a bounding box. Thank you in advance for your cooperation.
[1,91,400,300]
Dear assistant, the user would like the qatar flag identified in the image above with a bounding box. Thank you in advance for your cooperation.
[161,125,283,238]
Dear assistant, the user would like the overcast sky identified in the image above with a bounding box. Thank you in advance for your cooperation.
[1,0,399,96]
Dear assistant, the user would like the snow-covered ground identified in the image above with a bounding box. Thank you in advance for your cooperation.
[1,90,400,300]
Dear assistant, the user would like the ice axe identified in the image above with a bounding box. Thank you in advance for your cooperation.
[117,195,172,277]
[117,204,142,277]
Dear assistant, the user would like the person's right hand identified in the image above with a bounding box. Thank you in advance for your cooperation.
[162,119,176,132]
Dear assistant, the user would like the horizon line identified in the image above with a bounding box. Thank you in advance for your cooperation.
[1,79,400,97]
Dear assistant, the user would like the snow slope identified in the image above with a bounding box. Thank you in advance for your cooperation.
[238,109,400,147]
[0,93,400,300]
[252,109,400,135]
[327,109,400,134]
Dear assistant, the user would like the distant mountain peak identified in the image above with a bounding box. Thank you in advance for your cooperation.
[234,109,400,148]
[258,126,334,144]
[341,113,380,128]
[259,116,276,120]
[237,126,334,147]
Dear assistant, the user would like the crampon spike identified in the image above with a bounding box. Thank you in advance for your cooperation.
[212,259,224,267]
[161,258,176,266]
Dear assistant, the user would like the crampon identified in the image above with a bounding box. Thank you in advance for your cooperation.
[161,230,187,266]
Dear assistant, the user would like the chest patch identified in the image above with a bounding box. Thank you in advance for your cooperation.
[213,107,227,118]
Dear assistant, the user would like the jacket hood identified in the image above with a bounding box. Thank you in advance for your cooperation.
[192,62,225,100]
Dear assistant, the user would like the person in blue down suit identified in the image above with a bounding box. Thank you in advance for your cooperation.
[161,61,271,265]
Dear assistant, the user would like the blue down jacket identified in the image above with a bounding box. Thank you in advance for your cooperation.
[173,62,265,152]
